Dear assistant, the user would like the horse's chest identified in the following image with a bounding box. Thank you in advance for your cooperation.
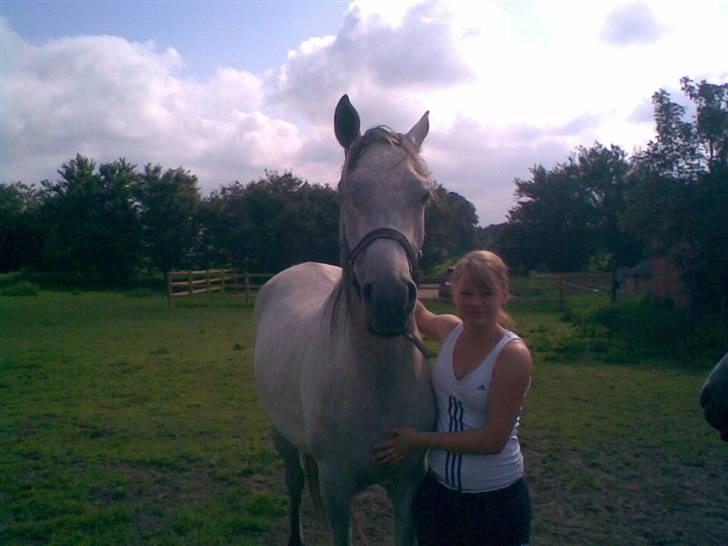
[307,368,434,457]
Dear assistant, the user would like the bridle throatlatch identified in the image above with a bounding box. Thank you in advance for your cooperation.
[343,227,433,359]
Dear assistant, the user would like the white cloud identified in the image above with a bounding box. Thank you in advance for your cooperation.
[270,1,475,124]
[0,17,296,190]
[2,1,727,225]
[600,2,664,46]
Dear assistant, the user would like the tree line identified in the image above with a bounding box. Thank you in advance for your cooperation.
[494,77,727,319]
[1,77,725,316]
[0,160,479,284]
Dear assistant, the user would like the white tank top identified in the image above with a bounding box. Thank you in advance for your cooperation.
[429,324,526,493]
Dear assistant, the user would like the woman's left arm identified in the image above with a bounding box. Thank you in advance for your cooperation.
[373,341,532,463]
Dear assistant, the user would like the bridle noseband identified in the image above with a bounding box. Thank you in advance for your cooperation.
[344,227,421,293]
[342,226,434,359]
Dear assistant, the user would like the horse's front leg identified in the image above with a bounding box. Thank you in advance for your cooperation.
[318,464,356,546]
[387,466,426,546]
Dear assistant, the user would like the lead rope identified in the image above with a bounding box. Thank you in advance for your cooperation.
[403,332,434,360]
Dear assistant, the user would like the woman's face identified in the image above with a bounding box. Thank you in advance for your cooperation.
[452,270,508,328]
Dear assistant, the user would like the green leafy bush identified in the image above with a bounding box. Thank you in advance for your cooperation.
[0,270,25,288]
[1,281,39,297]
[561,298,727,367]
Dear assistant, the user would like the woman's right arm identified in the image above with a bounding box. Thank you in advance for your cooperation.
[415,300,460,343]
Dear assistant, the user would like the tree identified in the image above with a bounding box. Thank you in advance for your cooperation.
[134,164,201,277]
[499,142,644,287]
[0,182,43,272]
[504,163,596,273]
[199,171,339,272]
[626,77,728,320]
[421,184,479,271]
[572,143,643,300]
[38,155,141,285]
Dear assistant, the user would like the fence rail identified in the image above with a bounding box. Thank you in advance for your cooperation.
[167,269,271,306]
[168,269,616,308]
[527,272,613,306]
[168,269,444,306]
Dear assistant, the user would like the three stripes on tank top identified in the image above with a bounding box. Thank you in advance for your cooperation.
[446,395,464,491]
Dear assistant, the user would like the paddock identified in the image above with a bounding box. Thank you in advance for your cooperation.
[0,290,725,545]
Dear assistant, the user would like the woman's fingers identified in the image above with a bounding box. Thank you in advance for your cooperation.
[372,444,406,464]
[377,453,404,464]
[372,428,412,464]
[372,436,400,453]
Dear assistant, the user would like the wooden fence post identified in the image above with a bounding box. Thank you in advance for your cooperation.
[245,272,250,306]
[167,272,172,307]
[188,271,193,297]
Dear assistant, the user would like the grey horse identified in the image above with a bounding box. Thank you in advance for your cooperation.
[254,95,436,545]
[700,352,728,441]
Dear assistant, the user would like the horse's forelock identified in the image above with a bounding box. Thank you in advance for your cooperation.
[342,127,431,183]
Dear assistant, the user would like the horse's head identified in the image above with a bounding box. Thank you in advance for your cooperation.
[700,352,728,441]
[335,95,431,337]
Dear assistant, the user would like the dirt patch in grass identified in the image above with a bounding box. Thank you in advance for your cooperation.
[524,439,727,545]
[249,437,727,546]
[247,470,397,546]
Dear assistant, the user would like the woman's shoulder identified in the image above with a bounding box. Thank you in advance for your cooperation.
[497,336,533,376]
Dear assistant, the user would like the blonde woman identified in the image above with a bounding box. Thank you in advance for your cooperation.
[373,250,533,545]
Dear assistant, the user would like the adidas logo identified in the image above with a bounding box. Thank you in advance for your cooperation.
[477,384,486,391]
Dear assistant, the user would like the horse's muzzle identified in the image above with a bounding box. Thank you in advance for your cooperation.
[362,277,417,337]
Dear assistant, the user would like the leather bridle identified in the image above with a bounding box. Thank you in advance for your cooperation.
[342,226,433,359]
[343,227,421,294]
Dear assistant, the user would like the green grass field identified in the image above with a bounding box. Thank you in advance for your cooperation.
[1,289,726,545]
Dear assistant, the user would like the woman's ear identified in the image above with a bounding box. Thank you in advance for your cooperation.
[501,286,511,305]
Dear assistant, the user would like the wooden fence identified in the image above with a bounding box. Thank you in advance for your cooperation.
[527,272,613,306]
[168,269,617,308]
[167,269,271,306]
[418,276,440,299]
[168,269,444,306]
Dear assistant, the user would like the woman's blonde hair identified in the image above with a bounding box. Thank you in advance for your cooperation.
[451,250,514,329]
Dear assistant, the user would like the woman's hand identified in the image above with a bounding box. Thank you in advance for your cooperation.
[371,427,423,464]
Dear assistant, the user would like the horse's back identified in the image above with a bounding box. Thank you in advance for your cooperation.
[254,262,341,448]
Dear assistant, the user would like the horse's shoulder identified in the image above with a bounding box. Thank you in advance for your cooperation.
[261,262,338,290]
[257,262,341,320]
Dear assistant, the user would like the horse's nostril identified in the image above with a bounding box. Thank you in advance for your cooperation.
[407,281,417,310]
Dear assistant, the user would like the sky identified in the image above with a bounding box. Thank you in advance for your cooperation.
[1,0,727,226]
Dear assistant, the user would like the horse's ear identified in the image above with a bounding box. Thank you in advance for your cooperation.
[335,95,361,150]
[406,111,430,151]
